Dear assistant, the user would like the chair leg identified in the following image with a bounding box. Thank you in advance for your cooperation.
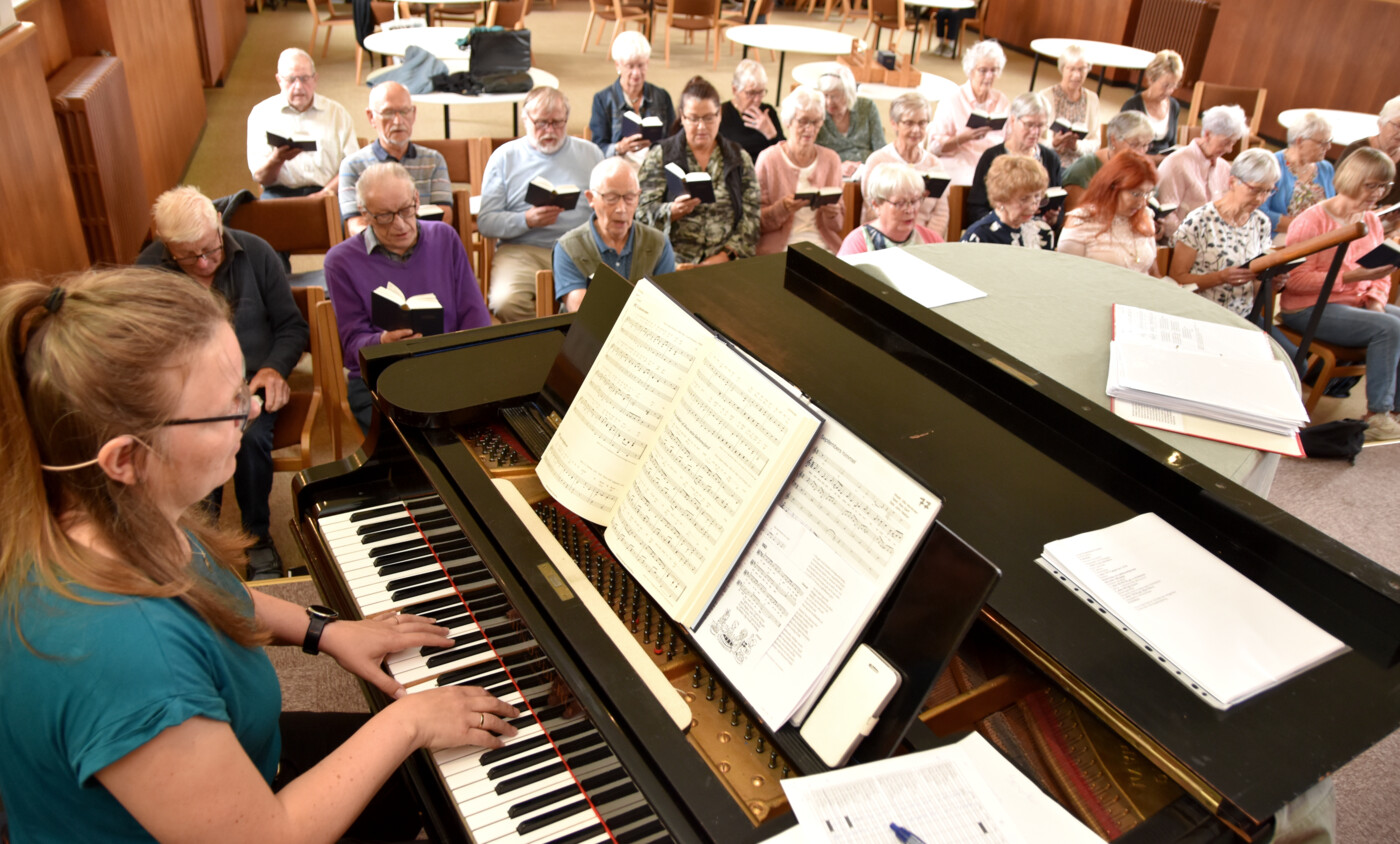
[581,12,595,52]
[308,23,318,56]
[665,20,672,66]
[355,46,364,85]
[322,24,333,59]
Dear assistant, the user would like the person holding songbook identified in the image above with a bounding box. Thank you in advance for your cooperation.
[1062,111,1154,211]
[1337,96,1400,219]
[0,268,520,843]
[1155,104,1249,239]
[960,155,1055,249]
[756,86,845,254]
[325,163,490,432]
[815,66,884,179]
[588,31,677,164]
[638,76,760,266]
[1057,151,1162,276]
[965,92,1063,226]
[1038,43,1100,167]
[862,93,950,239]
[1281,148,1400,441]
[719,60,785,164]
[928,39,1011,186]
[1260,112,1336,236]
[1120,50,1183,161]
[838,163,944,254]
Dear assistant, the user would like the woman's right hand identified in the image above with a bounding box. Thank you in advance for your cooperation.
[956,126,991,146]
[393,686,521,751]
[1345,263,1398,282]
[670,195,702,221]
[782,195,808,214]
[616,133,650,155]
[1216,267,1258,287]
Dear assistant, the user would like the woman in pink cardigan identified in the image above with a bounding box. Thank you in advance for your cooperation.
[1281,148,1400,441]
[756,86,845,254]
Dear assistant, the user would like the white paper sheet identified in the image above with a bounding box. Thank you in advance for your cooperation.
[841,249,987,309]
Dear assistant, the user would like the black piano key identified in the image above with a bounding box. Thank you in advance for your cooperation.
[390,569,494,603]
[484,669,555,699]
[480,720,595,767]
[612,817,667,844]
[517,783,636,836]
[488,732,604,780]
[347,501,427,523]
[355,512,454,538]
[399,595,472,619]
[436,644,540,686]
[372,536,476,565]
[510,703,566,730]
[386,561,487,594]
[426,630,533,670]
[472,657,552,689]
[418,610,512,657]
[494,746,612,796]
[513,767,631,829]
[538,822,604,844]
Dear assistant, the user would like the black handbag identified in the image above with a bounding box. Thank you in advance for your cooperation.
[1299,418,1368,463]
[459,27,531,77]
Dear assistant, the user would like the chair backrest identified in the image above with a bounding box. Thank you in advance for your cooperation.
[535,269,557,317]
[486,0,529,28]
[945,184,968,241]
[869,0,902,22]
[412,137,472,182]
[270,286,326,468]
[226,193,344,255]
[669,0,714,19]
[840,181,862,239]
[1186,81,1266,139]
[314,298,365,461]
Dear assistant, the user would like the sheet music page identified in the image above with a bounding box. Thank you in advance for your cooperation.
[841,249,987,309]
[537,279,713,525]
[781,732,1104,844]
[1112,303,1272,360]
[605,342,821,627]
[693,419,940,727]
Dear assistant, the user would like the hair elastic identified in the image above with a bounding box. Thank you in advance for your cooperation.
[43,286,67,314]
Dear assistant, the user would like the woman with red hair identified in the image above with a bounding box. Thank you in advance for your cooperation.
[1056,151,1161,276]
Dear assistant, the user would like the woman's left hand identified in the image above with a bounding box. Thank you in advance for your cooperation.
[840,160,860,179]
[318,611,455,699]
[743,106,777,139]
[1051,130,1077,158]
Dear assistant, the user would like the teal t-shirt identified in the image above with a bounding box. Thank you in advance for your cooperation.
[0,536,282,842]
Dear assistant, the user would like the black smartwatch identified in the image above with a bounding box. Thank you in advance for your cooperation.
[302,604,340,656]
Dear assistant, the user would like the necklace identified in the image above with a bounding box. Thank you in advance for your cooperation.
[1109,216,1143,266]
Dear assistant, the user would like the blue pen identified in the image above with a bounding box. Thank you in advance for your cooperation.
[889,822,928,844]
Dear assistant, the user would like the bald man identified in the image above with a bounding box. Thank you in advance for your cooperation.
[338,81,453,236]
[246,48,358,198]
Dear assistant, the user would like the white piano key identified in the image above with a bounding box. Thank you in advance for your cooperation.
[392,639,538,686]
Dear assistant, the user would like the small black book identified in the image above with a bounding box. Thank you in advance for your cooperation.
[1147,196,1177,221]
[966,109,1007,131]
[1040,187,1067,211]
[1357,239,1400,269]
[623,111,666,143]
[524,177,582,210]
[1051,117,1089,140]
[266,131,318,152]
[921,172,950,199]
[664,162,716,204]
[417,204,445,222]
[795,186,843,207]
[372,282,445,336]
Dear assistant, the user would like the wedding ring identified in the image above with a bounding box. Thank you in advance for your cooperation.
[478,712,486,728]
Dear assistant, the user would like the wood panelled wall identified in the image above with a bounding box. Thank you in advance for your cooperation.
[1202,0,1400,140]
[0,23,88,280]
[985,0,1137,51]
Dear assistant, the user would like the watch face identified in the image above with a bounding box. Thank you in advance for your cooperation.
[308,604,340,621]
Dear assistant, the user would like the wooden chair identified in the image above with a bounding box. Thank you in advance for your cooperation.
[715,0,776,66]
[225,193,344,288]
[581,0,650,55]
[1185,81,1267,154]
[313,299,366,460]
[271,286,326,472]
[840,181,862,239]
[945,184,968,242]
[830,0,867,30]
[861,0,911,54]
[535,269,558,317]
[467,137,509,302]
[1276,327,1367,415]
[955,0,988,60]
[663,0,719,67]
[485,0,529,28]
[305,1,367,83]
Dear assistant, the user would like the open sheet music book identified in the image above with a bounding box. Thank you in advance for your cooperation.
[536,279,822,627]
[1040,513,1347,709]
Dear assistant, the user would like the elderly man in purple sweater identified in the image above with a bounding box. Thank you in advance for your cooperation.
[325,162,490,431]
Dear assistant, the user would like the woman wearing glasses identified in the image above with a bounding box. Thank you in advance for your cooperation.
[1261,111,1336,235]
[1057,151,1162,276]
[928,39,1010,186]
[0,268,519,841]
[961,155,1055,249]
[719,59,785,164]
[815,66,884,179]
[638,76,761,266]
[756,86,845,254]
[1281,148,1400,441]
[838,162,944,254]
[861,92,949,239]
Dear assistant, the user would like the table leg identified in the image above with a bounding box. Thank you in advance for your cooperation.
[1095,65,1105,97]
[909,19,919,65]
[1028,54,1040,90]
[513,103,520,136]
[1135,68,1144,93]
[443,105,451,139]
[776,51,786,105]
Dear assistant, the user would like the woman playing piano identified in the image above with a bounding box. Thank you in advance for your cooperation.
[0,268,519,842]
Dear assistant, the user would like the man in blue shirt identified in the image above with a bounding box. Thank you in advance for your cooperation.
[552,158,676,312]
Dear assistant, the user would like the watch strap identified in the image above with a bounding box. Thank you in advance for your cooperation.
[303,614,331,656]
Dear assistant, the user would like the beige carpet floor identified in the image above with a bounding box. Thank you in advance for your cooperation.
[195,5,1399,841]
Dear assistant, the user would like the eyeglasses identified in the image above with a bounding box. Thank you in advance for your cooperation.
[364,202,420,226]
[279,73,315,85]
[1007,193,1045,208]
[1017,120,1047,134]
[739,87,767,98]
[970,66,1001,77]
[163,384,259,435]
[171,243,224,267]
[597,192,640,206]
[897,119,930,129]
[528,115,567,130]
[1303,136,1334,147]
[792,117,823,129]
[882,198,922,211]
[681,112,720,126]
[1124,189,1151,200]
[1364,181,1395,194]
[1240,181,1277,198]
[374,107,416,121]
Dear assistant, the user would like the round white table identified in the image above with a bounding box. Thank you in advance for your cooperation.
[791,60,958,104]
[1028,37,1154,96]
[902,0,975,63]
[723,25,861,104]
[363,28,556,137]
[1277,108,1378,147]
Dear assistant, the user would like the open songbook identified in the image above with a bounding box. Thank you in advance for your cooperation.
[371,281,444,336]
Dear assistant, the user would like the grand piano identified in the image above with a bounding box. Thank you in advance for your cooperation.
[293,245,1400,843]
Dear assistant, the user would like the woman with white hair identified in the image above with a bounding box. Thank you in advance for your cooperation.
[928,39,1010,185]
[1155,103,1248,238]
[1282,148,1400,441]
[756,86,845,254]
[1120,49,1183,159]
[1337,95,1400,215]
[861,92,949,238]
[1063,111,1153,210]
[1170,148,1290,323]
[589,31,677,163]
[965,92,1062,225]
[1260,112,1336,235]
[1038,43,1099,166]
[838,162,943,254]
[815,65,884,178]
[720,59,784,164]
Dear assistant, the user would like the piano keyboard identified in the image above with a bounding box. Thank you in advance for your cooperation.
[317,496,673,844]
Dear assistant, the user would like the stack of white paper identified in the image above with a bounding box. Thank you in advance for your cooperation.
[1039,513,1347,709]
[1106,304,1308,447]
